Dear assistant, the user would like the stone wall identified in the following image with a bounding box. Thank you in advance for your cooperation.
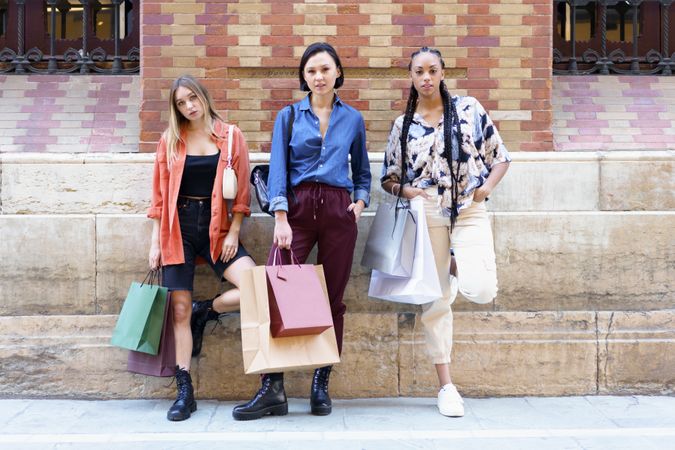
[139,0,554,153]
[1,151,673,399]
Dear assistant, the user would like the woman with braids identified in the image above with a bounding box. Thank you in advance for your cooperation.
[381,47,511,417]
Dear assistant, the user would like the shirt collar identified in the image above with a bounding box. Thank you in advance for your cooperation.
[299,92,343,111]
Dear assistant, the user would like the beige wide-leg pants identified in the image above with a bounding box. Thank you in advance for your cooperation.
[420,187,498,364]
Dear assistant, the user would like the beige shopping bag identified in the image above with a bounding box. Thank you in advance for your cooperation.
[240,265,340,374]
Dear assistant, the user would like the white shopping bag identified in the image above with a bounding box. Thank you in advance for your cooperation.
[367,196,443,305]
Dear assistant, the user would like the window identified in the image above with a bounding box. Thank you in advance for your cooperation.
[556,1,641,43]
[0,0,7,38]
[46,0,82,40]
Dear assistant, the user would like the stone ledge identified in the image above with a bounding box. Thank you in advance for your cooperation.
[1,310,672,399]
[1,151,673,213]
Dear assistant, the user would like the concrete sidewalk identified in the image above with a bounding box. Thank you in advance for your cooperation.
[1,396,675,449]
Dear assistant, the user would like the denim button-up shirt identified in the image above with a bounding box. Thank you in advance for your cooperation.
[268,94,371,212]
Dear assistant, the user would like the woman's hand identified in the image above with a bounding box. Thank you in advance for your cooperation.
[347,200,365,222]
[220,229,239,262]
[274,212,293,249]
[473,185,492,203]
[401,186,431,200]
[148,243,161,270]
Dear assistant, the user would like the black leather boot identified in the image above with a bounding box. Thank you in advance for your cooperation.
[232,373,288,421]
[167,366,197,421]
[310,365,332,416]
[191,299,219,357]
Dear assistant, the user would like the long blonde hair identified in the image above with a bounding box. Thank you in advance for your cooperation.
[164,75,224,166]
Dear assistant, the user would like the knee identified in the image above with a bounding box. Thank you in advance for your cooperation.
[172,301,191,324]
[458,279,497,305]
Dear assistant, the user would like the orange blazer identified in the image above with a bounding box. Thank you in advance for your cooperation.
[147,121,251,266]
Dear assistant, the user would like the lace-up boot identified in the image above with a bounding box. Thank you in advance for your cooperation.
[310,365,332,416]
[167,366,197,421]
[232,373,288,420]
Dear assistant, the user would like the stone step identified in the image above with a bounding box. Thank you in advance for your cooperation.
[1,311,673,399]
[1,211,672,315]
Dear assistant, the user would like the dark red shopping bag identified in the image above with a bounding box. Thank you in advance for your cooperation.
[265,249,333,338]
[127,293,176,377]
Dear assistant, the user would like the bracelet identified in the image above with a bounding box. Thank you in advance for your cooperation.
[391,184,400,196]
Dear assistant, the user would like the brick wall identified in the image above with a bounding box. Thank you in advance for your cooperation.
[139,0,554,153]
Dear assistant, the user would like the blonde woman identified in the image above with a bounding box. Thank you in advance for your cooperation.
[147,75,255,421]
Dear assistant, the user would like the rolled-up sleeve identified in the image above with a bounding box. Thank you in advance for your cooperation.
[231,126,251,216]
[147,138,165,219]
[268,106,292,212]
[350,114,371,207]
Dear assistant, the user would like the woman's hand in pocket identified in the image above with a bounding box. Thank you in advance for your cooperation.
[347,200,365,222]
[473,185,491,203]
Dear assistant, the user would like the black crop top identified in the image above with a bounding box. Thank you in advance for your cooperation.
[178,152,220,197]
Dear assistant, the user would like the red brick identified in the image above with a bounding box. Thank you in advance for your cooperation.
[261,36,304,46]
[402,4,424,14]
[458,36,500,47]
[392,15,434,26]
[262,15,303,25]
[327,15,370,25]
[144,14,173,25]
[271,25,293,36]
[338,5,359,14]
[457,15,500,26]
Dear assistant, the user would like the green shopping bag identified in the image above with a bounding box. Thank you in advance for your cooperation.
[110,270,168,355]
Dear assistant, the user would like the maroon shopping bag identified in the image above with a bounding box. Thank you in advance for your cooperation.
[265,249,333,338]
[127,293,176,377]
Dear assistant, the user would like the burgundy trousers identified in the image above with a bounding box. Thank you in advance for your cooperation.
[267,182,358,355]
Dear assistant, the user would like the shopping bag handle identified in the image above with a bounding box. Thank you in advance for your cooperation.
[271,247,301,282]
[141,269,162,287]
[391,198,416,238]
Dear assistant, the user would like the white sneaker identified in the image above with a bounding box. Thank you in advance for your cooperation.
[437,383,464,417]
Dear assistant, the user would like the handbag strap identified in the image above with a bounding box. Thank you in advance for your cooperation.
[226,124,235,168]
[285,106,296,204]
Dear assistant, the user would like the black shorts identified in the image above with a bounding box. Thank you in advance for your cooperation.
[162,197,250,292]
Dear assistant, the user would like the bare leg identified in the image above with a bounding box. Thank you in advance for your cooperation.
[211,255,256,313]
[171,290,193,370]
[435,363,452,387]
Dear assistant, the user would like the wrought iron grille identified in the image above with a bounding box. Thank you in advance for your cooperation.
[553,0,675,75]
[0,0,139,74]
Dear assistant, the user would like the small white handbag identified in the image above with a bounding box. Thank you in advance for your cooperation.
[222,124,238,200]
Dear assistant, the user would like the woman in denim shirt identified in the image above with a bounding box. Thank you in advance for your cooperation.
[233,42,371,421]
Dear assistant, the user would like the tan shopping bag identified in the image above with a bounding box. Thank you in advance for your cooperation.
[240,265,340,374]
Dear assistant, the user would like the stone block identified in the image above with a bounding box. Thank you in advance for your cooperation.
[398,311,598,397]
[0,216,96,315]
[488,159,599,212]
[494,212,675,311]
[96,215,228,313]
[600,153,675,211]
[0,156,153,215]
[0,315,173,399]
[598,310,675,394]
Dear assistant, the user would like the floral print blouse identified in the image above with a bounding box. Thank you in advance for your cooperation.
[382,95,511,217]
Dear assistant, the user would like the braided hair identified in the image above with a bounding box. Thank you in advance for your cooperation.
[399,47,463,229]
